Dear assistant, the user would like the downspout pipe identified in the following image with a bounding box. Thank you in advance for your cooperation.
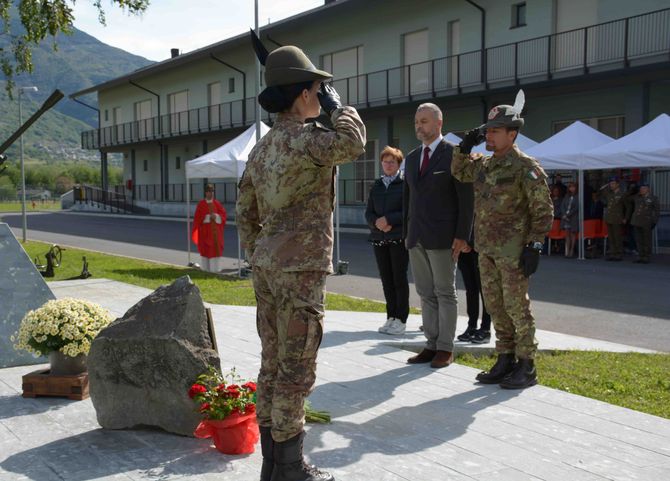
[210,54,247,125]
[465,0,487,122]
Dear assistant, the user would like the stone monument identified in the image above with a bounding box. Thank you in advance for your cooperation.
[0,223,53,368]
[87,276,221,436]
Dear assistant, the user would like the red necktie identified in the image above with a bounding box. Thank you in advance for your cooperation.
[420,146,430,176]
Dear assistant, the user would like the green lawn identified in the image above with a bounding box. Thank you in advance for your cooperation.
[22,240,393,312]
[21,240,670,420]
[457,351,670,419]
[0,200,61,212]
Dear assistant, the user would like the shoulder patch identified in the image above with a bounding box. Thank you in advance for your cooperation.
[527,167,542,181]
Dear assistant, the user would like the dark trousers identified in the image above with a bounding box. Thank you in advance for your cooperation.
[634,226,652,261]
[373,243,410,322]
[607,222,623,258]
[457,250,491,331]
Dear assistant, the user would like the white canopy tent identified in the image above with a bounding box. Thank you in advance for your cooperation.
[471,132,538,155]
[582,114,670,169]
[444,132,462,144]
[185,122,270,274]
[524,121,615,260]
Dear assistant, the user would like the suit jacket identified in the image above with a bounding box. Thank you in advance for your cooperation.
[403,139,474,250]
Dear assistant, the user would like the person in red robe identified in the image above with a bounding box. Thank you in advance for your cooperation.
[191,184,227,272]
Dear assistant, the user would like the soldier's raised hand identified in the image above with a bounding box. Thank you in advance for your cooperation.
[459,128,485,154]
[318,83,342,115]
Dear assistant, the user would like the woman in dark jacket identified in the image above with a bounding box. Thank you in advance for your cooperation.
[365,146,409,335]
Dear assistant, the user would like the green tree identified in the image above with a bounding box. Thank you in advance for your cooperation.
[1,0,150,94]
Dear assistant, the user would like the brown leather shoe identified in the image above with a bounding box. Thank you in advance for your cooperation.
[430,350,454,369]
[407,348,436,364]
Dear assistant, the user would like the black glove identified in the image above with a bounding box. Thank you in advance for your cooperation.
[318,83,342,116]
[519,243,541,278]
[459,128,485,154]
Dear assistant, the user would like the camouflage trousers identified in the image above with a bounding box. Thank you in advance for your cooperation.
[478,254,538,359]
[252,267,326,442]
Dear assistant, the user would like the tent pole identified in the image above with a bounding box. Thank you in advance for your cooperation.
[578,169,584,260]
[237,160,242,278]
[187,180,191,265]
[335,166,340,269]
[651,168,658,254]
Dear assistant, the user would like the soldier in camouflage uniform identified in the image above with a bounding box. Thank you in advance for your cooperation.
[237,39,365,481]
[628,183,659,264]
[452,98,553,390]
[599,177,629,261]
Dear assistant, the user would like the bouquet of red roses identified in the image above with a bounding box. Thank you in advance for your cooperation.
[189,366,259,454]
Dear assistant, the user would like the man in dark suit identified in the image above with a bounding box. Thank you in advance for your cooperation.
[403,103,474,368]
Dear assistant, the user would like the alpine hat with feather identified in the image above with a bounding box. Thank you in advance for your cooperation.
[484,90,526,129]
[250,29,332,88]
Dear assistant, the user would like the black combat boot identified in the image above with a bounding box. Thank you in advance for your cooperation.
[475,353,516,384]
[260,426,274,481]
[500,358,537,389]
[270,431,334,481]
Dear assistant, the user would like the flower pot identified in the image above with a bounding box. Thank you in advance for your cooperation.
[194,412,259,454]
[48,351,87,376]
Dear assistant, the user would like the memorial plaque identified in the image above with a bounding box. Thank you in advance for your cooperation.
[0,223,53,368]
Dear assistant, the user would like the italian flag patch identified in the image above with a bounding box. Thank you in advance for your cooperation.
[527,168,540,180]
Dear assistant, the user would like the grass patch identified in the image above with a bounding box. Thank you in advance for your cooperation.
[0,201,61,212]
[23,240,399,312]
[456,351,670,419]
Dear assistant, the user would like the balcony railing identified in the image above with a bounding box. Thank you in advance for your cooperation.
[82,8,670,150]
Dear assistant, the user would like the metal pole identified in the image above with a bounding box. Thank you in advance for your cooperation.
[651,168,658,254]
[578,169,585,260]
[255,0,261,143]
[336,166,341,266]
[19,90,27,242]
[187,180,191,265]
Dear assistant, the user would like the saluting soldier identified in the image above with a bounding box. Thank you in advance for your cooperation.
[629,182,659,264]
[237,34,365,481]
[451,91,553,389]
[599,177,628,261]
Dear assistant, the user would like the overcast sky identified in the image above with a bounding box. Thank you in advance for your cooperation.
[73,0,324,61]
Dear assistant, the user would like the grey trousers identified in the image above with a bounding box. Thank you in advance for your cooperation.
[409,243,458,352]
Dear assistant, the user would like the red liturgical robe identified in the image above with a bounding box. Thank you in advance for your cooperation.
[192,199,227,258]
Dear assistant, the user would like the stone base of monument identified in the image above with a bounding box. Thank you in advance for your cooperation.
[22,369,90,401]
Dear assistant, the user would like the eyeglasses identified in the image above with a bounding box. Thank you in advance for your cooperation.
[381,160,398,165]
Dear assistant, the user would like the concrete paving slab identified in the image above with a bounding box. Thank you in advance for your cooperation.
[0,278,668,481]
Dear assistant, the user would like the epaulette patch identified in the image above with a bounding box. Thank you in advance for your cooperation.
[311,120,333,132]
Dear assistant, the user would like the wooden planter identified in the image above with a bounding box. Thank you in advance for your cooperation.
[22,369,89,401]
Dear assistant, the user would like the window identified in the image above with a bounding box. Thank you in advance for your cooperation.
[134,99,152,137]
[143,159,148,172]
[354,140,378,202]
[208,82,221,128]
[228,77,235,94]
[552,115,625,138]
[168,90,189,134]
[321,46,364,104]
[104,109,109,122]
[511,2,526,28]
[175,156,181,170]
[403,29,430,95]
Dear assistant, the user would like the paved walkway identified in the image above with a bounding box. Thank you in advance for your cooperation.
[1,279,668,481]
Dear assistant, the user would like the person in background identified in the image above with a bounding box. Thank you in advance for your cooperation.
[599,176,628,261]
[456,229,491,344]
[551,174,567,197]
[629,182,659,264]
[365,146,409,336]
[191,184,227,272]
[560,182,579,258]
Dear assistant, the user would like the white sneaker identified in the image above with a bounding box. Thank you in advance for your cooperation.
[378,318,394,333]
[384,318,406,336]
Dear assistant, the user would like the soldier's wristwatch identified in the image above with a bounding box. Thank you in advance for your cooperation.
[530,242,544,251]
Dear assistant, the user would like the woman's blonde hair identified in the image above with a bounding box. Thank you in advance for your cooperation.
[380,146,403,165]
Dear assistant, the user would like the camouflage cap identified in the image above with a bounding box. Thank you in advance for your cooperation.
[484,104,525,129]
[264,46,332,87]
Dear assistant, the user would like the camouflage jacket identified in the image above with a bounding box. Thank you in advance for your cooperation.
[451,145,553,257]
[629,193,659,228]
[599,188,628,224]
[236,107,366,273]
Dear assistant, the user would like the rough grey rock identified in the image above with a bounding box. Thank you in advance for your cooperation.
[88,275,220,436]
[0,223,53,368]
